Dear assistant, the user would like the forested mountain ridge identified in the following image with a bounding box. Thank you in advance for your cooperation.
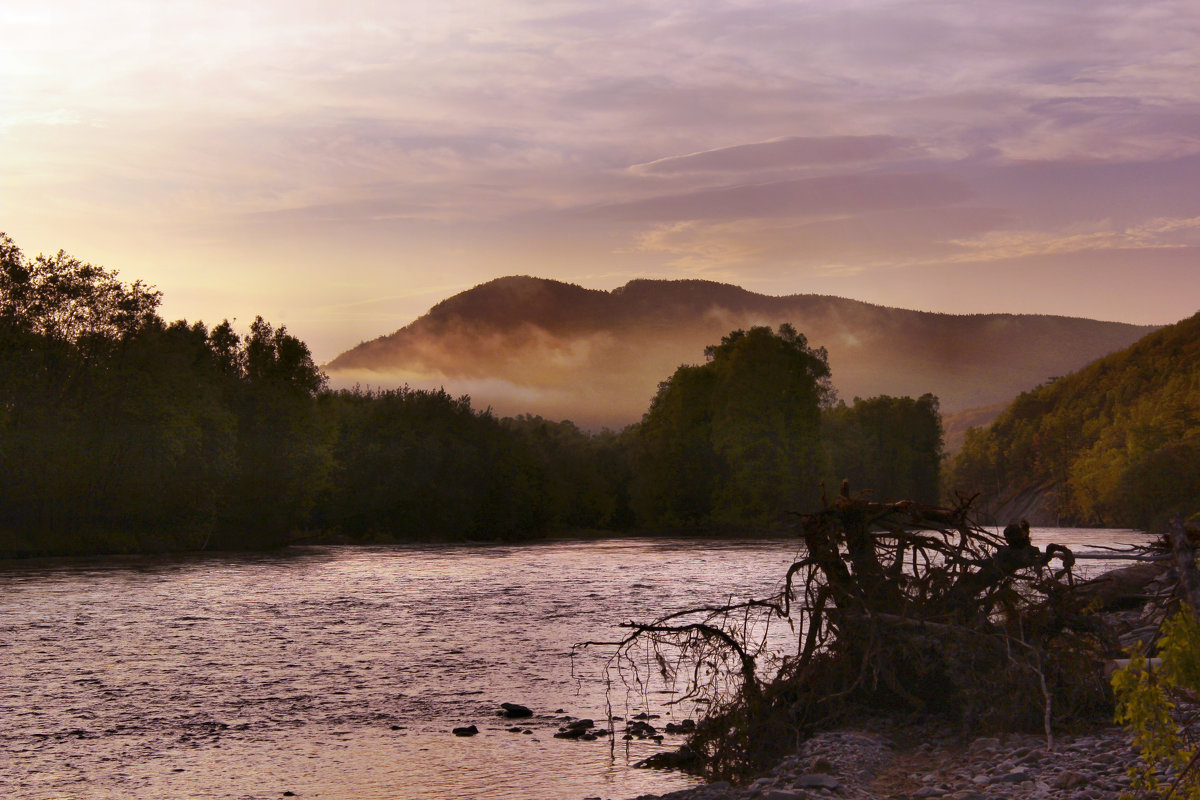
[327,276,1155,428]
[948,311,1200,529]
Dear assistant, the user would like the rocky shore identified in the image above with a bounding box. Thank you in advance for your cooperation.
[625,723,1146,800]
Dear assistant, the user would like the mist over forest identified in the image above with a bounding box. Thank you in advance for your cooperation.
[326,276,1154,430]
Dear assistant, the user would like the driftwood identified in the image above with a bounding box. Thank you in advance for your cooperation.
[1074,562,1172,611]
[582,490,1117,780]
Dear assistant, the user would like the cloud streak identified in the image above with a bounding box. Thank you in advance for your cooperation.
[630,136,917,175]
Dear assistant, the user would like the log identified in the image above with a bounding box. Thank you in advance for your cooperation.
[1073,562,1170,611]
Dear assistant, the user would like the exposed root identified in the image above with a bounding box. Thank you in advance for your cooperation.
[581,490,1124,781]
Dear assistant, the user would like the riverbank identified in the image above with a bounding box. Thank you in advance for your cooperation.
[0,522,805,560]
[627,720,1140,800]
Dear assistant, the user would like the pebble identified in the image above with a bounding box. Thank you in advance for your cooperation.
[625,724,1143,800]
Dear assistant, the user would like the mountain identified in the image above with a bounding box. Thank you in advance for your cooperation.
[949,311,1200,529]
[327,276,1157,429]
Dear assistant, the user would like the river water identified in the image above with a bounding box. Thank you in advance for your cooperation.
[0,529,1153,800]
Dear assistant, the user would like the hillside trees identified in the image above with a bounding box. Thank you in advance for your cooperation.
[950,312,1200,528]
[322,392,636,540]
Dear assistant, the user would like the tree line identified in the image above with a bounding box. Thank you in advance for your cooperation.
[0,235,943,556]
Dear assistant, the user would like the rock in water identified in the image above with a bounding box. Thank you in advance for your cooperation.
[452,725,479,737]
[500,702,533,718]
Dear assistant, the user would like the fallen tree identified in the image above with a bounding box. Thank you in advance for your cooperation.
[584,487,1120,781]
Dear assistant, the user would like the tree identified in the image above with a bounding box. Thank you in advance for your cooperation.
[706,324,832,523]
[632,325,832,527]
[823,394,943,504]
[217,316,333,545]
[0,233,160,347]
[0,234,334,554]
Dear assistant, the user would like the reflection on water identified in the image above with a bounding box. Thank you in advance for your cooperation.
[0,529,1151,800]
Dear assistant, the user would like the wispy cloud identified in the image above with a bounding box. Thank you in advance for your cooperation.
[3,0,1200,355]
[946,215,1200,262]
[629,136,918,175]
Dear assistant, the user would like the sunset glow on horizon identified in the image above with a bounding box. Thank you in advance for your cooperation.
[4,0,1200,362]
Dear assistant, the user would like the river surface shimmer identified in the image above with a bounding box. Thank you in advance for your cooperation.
[0,530,1151,800]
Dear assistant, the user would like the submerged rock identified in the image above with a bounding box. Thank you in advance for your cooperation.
[664,719,696,734]
[500,702,533,718]
[634,744,700,770]
[452,725,478,737]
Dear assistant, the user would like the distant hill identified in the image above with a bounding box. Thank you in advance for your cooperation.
[327,276,1157,429]
[949,311,1200,529]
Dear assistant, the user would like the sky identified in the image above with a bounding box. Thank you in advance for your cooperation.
[3,0,1200,363]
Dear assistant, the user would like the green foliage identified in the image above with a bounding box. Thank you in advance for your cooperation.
[1113,608,1200,799]
[0,234,332,555]
[321,390,634,541]
[324,388,529,539]
[823,393,943,504]
[631,365,722,525]
[0,232,160,347]
[949,313,1200,528]
[631,324,833,527]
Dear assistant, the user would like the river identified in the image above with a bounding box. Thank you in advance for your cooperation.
[0,529,1153,800]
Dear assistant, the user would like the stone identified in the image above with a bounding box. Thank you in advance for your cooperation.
[452,725,478,737]
[809,755,835,774]
[626,720,659,738]
[634,745,701,770]
[793,774,840,790]
[988,769,1032,784]
[1016,749,1045,765]
[912,788,943,798]
[554,728,587,739]
[665,719,697,734]
[500,702,533,718]
[969,737,1001,752]
[1051,770,1088,790]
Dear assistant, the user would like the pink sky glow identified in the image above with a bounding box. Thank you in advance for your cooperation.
[3,0,1199,361]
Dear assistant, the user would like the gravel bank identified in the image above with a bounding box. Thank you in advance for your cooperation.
[626,723,1145,800]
